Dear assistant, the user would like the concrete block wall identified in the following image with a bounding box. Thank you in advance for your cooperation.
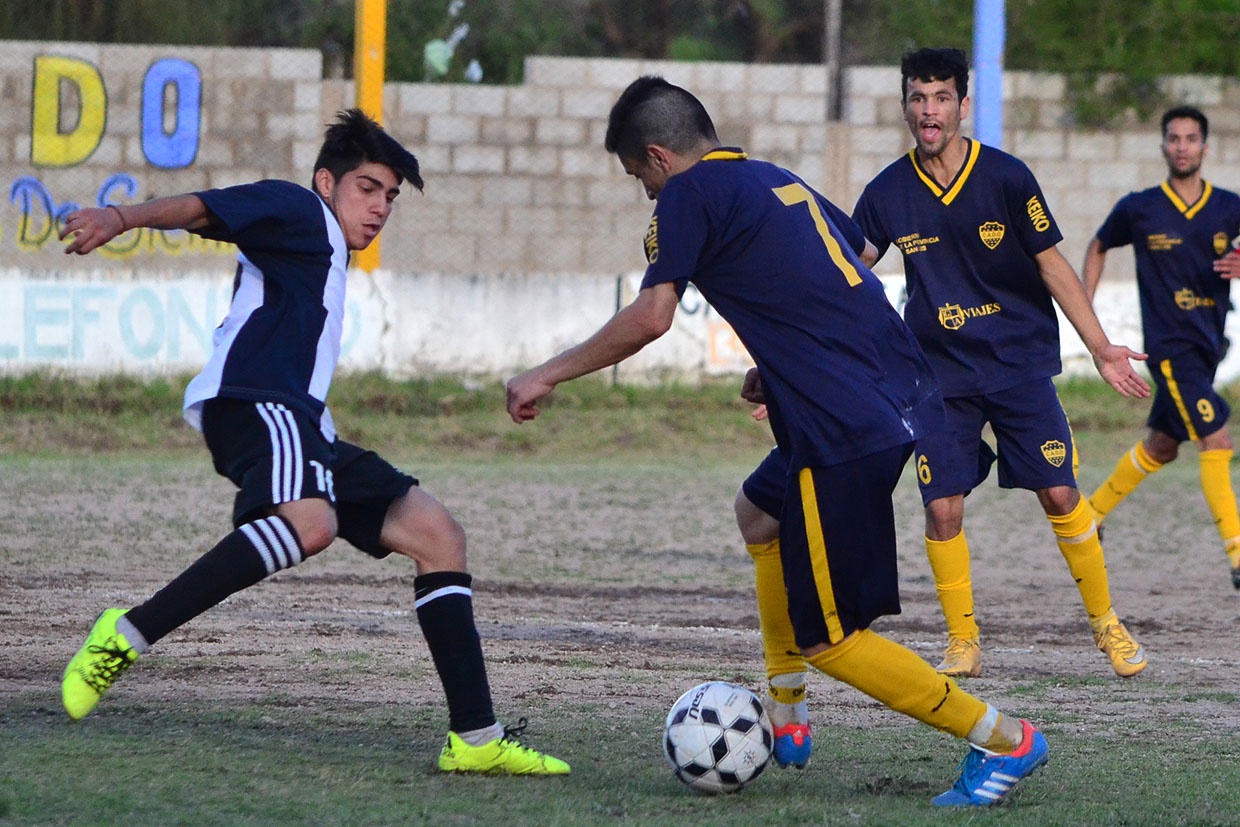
[1,41,321,271]
[6,42,1240,282]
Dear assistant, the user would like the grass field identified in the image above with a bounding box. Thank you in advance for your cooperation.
[4,374,1240,825]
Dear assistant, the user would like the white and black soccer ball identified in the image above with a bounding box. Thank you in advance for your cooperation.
[663,680,773,794]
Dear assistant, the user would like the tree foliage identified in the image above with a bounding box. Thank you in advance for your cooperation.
[3,0,1239,121]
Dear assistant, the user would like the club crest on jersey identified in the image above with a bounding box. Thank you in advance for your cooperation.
[644,216,659,263]
[938,301,1002,329]
[1215,232,1229,255]
[979,221,1005,249]
[1041,440,1067,467]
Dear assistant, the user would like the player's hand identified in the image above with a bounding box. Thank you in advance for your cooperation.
[59,206,126,255]
[751,404,769,422]
[1093,343,1151,398]
[506,370,555,423]
[1214,250,1240,279]
[740,367,764,404]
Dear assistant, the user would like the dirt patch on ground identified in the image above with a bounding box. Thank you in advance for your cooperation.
[6,455,1240,738]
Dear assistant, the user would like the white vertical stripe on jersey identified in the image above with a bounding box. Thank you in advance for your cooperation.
[239,521,278,574]
[308,198,350,441]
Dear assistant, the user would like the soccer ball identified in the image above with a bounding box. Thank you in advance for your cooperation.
[663,681,773,794]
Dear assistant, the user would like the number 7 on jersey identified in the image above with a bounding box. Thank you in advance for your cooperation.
[773,183,862,286]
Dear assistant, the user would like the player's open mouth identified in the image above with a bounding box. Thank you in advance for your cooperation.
[919,122,941,143]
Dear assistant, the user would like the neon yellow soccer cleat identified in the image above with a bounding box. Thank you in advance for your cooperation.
[1094,620,1146,678]
[62,608,139,720]
[935,636,982,678]
[438,719,570,775]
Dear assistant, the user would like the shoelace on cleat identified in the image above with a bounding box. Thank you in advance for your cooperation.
[80,641,135,692]
[501,716,529,744]
[1100,625,1138,658]
[952,747,990,796]
[944,638,976,658]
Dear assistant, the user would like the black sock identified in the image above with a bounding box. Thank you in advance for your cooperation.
[125,515,304,646]
[414,571,496,734]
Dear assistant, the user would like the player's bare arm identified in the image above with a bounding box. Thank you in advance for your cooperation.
[859,239,880,269]
[1035,245,1150,398]
[60,194,218,256]
[506,281,680,423]
[1214,249,1240,279]
[1081,237,1108,301]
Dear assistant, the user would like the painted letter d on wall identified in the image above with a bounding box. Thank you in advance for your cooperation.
[31,56,106,167]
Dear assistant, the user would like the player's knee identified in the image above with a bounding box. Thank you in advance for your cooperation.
[394,507,468,571]
[924,498,963,540]
[1146,433,1180,463]
[281,506,338,555]
[735,488,779,545]
[1037,485,1079,516]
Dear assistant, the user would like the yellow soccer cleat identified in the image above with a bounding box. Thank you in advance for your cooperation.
[437,719,570,775]
[1094,620,1146,678]
[935,636,982,678]
[62,608,139,720]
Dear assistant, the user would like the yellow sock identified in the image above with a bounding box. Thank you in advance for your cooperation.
[1199,450,1240,561]
[924,531,979,641]
[747,540,805,679]
[806,629,986,738]
[1089,441,1163,522]
[1048,496,1114,631]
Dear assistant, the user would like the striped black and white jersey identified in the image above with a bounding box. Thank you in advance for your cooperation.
[183,180,348,441]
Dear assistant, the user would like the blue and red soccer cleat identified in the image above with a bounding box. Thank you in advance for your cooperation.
[771,721,812,769]
[932,719,1048,807]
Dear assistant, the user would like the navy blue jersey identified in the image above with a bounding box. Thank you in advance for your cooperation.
[639,149,941,468]
[183,180,349,440]
[853,139,1063,397]
[1095,181,1240,361]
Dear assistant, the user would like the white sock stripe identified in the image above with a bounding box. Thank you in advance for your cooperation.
[414,585,472,609]
[254,403,284,503]
[254,517,290,570]
[276,405,304,501]
[239,522,278,575]
[266,516,303,566]
[1057,525,1097,545]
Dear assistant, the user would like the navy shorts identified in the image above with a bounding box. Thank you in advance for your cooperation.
[777,443,913,648]
[916,378,1076,504]
[1147,350,1230,442]
[200,398,417,558]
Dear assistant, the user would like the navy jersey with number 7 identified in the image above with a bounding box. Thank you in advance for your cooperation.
[638,149,942,468]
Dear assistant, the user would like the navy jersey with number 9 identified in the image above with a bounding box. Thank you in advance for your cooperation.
[638,149,942,468]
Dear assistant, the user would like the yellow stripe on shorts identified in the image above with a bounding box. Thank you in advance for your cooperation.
[798,467,845,644]
[1160,359,1200,442]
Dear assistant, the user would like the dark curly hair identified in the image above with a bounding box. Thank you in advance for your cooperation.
[901,48,970,102]
[312,108,423,192]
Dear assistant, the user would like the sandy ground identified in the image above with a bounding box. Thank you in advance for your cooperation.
[5,452,1240,738]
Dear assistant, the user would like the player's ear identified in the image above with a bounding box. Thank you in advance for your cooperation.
[959,95,971,121]
[647,145,672,174]
[313,168,335,199]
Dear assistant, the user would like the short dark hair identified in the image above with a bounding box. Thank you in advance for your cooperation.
[312,108,423,192]
[1161,105,1208,142]
[604,75,719,161]
[901,48,970,102]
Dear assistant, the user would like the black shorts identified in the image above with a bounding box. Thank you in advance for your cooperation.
[201,398,418,558]
[779,443,913,648]
[1147,351,1230,442]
